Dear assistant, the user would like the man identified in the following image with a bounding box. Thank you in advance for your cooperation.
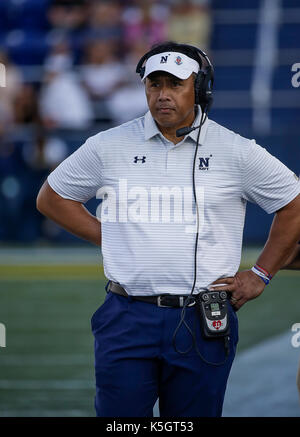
[36,41,300,417]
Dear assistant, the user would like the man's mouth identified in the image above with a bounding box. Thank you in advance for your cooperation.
[157,107,175,113]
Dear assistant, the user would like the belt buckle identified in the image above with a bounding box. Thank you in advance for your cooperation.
[157,295,171,308]
[157,295,195,308]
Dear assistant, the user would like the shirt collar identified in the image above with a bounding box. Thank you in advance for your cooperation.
[144,105,209,145]
[144,110,161,141]
[187,106,209,145]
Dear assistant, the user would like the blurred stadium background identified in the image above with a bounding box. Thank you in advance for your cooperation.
[0,0,299,417]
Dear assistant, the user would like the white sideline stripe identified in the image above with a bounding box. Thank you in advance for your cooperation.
[0,247,102,265]
[0,380,94,390]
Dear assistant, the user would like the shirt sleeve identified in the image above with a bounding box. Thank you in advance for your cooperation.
[47,135,103,203]
[241,140,300,214]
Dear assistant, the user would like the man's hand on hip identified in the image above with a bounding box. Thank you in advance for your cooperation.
[209,270,266,311]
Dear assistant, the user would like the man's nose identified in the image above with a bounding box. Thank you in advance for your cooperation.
[158,86,171,100]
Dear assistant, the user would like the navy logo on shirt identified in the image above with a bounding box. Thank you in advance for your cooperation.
[134,156,146,163]
[199,155,212,170]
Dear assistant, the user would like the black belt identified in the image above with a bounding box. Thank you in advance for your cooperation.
[107,281,196,308]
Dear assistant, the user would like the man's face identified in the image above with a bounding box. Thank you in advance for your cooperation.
[145,71,195,130]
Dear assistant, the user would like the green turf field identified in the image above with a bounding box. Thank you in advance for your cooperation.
[0,249,299,416]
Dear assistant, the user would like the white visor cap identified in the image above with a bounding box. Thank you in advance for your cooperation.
[141,51,200,81]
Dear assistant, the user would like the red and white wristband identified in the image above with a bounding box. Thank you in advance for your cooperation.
[251,264,272,285]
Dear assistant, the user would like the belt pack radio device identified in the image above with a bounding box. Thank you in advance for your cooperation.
[196,289,230,339]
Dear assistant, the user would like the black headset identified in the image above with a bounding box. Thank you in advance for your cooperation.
[136,43,214,113]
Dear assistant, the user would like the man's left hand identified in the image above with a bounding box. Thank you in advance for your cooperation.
[209,270,266,311]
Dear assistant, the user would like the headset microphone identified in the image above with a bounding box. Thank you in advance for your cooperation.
[176,124,201,138]
[176,94,213,138]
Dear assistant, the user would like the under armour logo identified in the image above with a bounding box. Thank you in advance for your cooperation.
[160,55,169,64]
[134,156,146,163]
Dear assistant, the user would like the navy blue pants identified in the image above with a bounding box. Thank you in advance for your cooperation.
[91,291,238,417]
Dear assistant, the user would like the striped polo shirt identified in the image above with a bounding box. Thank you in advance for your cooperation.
[47,107,300,296]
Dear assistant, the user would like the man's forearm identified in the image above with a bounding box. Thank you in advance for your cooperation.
[256,197,300,276]
[37,181,101,246]
[281,244,300,269]
[44,201,101,246]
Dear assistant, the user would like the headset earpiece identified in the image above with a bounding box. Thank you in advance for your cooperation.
[194,71,204,105]
[194,67,214,112]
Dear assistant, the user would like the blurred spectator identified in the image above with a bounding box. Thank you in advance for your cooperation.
[47,0,89,31]
[122,39,151,83]
[39,40,93,129]
[81,38,126,99]
[22,130,68,172]
[88,0,123,40]
[0,50,23,135]
[167,0,211,49]
[0,131,49,242]
[80,38,127,121]
[43,136,69,170]
[106,40,149,124]
[121,0,169,48]
[14,84,40,125]
[106,82,148,125]
[0,138,25,241]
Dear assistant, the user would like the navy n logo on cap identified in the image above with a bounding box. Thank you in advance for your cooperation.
[160,55,169,64]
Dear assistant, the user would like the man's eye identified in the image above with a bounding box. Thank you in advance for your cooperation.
[172,81,182,87]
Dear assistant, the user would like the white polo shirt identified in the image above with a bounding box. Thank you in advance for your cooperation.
[47,107,300,296]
